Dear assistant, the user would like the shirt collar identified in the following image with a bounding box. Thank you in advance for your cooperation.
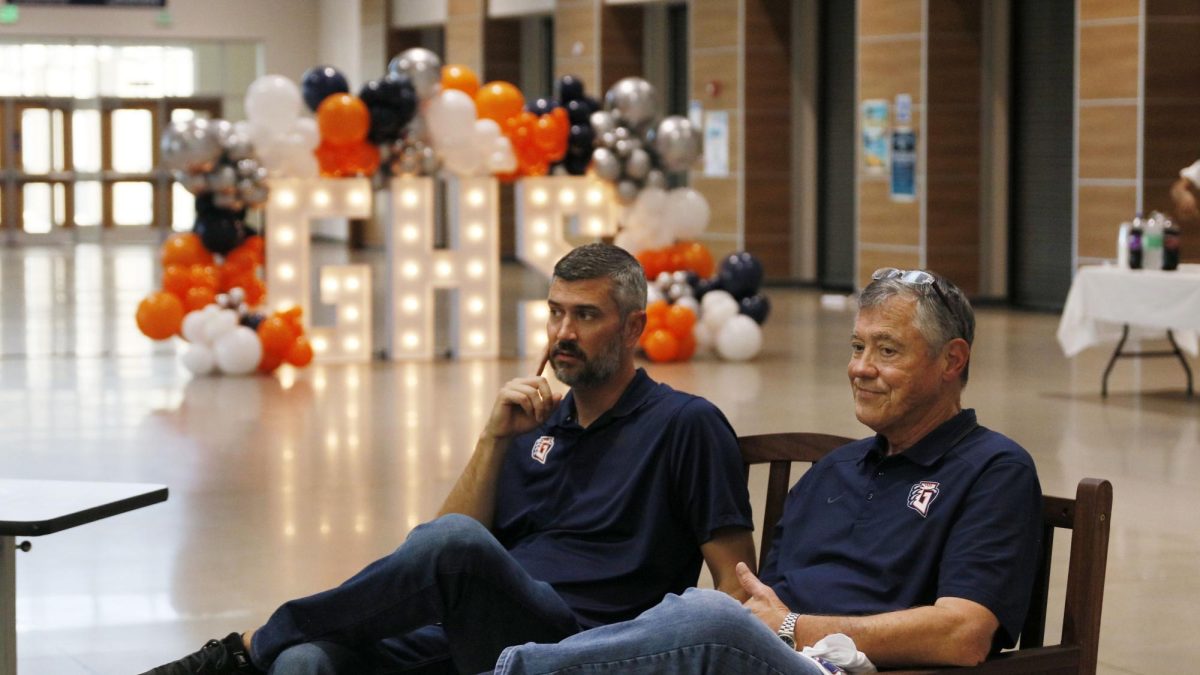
[861,409,979,467]
[547,368,657,430]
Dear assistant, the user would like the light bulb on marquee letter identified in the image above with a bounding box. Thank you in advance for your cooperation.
[515,176,619,356]
[265,177,374,363]
[383,175,500,360]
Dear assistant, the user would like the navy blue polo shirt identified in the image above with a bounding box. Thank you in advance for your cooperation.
[492,368,753,628]
[760,409,1042,649]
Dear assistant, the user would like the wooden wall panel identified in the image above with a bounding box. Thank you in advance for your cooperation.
[859,180,920,247]
[927,174,981,291]
[599,4,644,92]
[692,0,739,48]
[691,177,739,236]
[1078,105,1139,179]
[859,0,923,36]
[555,0,599,86]
[445,0,483,73]
[1078,184,1137,258]
[858,247,922,289]
[1078,23,1140,100]
[691,0,742,257]
[1080,0,1140,20]
[858,39,922,103]
[690,50,739,110]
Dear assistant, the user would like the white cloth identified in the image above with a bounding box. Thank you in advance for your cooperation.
[1056,264,1200,357]
[798,633,877,674]
[1181,159,1200,189]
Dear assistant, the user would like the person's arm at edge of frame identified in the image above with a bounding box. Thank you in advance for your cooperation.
[437,374,561,528]
[736,563,997,667]
[1170,176,1200,222]
[701,527,758,602]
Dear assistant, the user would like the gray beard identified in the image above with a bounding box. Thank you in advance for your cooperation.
[553,341,621,388]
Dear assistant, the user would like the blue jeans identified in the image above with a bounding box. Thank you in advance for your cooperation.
[493,589,827,675]
[250,514,581,674]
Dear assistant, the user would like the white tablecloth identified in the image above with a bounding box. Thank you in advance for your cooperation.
[1056,264,1200,357]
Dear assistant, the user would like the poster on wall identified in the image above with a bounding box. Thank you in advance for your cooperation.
[890,127,916,202]
[704,110,729,177]
[861,99,889,176]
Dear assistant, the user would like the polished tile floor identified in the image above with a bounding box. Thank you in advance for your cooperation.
[2,242,1197,674]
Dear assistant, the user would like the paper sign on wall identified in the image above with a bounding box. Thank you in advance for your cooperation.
[703,110,729,177]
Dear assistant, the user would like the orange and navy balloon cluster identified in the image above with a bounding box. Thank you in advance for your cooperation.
[635,241,715,282]
[474,80,570,179]
[639,299,698,363]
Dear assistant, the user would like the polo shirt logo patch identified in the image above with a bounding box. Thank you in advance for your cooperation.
[531,436,555,464]
[907,481,940,518]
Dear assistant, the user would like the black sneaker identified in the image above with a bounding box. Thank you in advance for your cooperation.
[141,632,262,674]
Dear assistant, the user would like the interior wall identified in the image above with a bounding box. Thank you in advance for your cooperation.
[0,0,320,81]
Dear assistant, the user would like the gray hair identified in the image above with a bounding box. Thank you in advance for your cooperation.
[553,243,647,318]
[858,272,975,385]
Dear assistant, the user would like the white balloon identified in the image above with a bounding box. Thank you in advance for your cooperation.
[180,343,216,376]
[439,138,486,176]
[213,326,263,375]
[474,118,502,145]
[663,188,711,239]
[701,290,739,331]
[203,309,240,344]
[715,314,763,361]
[182,309,212,344]
[245,75,303,130]
[613,230,643,254]
[488,136,517,173]
[646,283,664,305]
[675,295,700,316]
[624,187,668,233]
[292,117,321,150]
[426,89,478,148]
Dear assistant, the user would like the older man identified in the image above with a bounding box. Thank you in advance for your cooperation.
[143,243,755,675]
[493,268,1043,674]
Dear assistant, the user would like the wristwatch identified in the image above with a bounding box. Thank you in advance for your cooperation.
[777,612,800,649]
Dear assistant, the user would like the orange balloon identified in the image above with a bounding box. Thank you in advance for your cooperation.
[162,264,192,300]
[241,235,265,264]
[136,292,184,340]
[285,336,314,367]
[681,241,715,278]
[317,94,370,145]
[442,64,480,97]
[345,142,381,176]
[674,331,697,361]
[665,304,697,339]
[161,233,213,268]
[184,286,216,312]
[475,81,525,125]
[666,244,687,273]
[242,277,267,307]
[257,348,285,374]
[257,315,295,356]
[642,329,679,363]
[637,248,668,280]
[189,264,220,293]
[223,246,258,274]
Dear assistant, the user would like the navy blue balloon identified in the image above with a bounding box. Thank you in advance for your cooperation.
[526,97,559,116]
[739,294,771,324]
[562,155,590,175]
[693,277,720,300]
[360,74,417,143]
[718,252,764,300]
[582,95,600,113]
[193,210,246,256]
[565,99,592,125]
[566,124,595,157]
[240,312,266,332]
[557,75,585,103]
[301,66,350,112]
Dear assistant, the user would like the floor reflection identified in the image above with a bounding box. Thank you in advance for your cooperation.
[1,242,1197,674]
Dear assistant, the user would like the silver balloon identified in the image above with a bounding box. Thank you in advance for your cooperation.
[238,179,270,207]
[654,115,702,172]
[625,148,651,179]
[160,119,223,173]
[208,165,238,193]
[388,48,442,100]
[645,169,667,190]
[212,191,243,211]
[419,144,441,175]
[591,147,621,181]
[614,139,634,158]
[175,170,210,195]
[227,288,246,307]
[616,179,640,205]
[215,293,231,309]
[671,270,690,285]
[589,110,617,137]
[604,77,659,130]
[668,282,692,302]
[600,131,617,148]
[235,158,261,179]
